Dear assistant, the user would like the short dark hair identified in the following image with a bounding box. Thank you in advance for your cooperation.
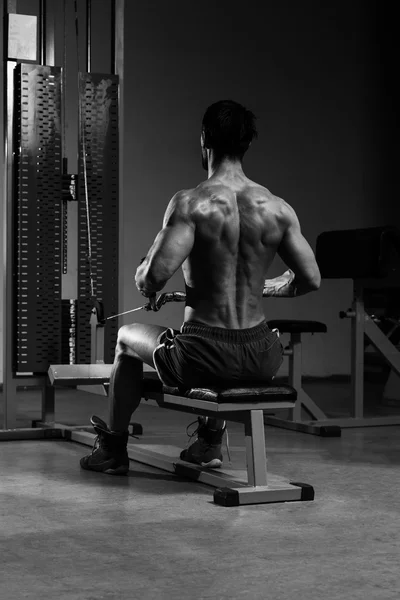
[202,100,258,159]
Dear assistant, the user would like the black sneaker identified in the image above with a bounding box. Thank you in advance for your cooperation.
[180,417,226,469]
[80,416,130,475]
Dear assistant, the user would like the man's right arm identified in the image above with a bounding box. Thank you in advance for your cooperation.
[263,201,321,298]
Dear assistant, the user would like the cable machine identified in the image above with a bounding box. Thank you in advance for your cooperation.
[0,0,125,434]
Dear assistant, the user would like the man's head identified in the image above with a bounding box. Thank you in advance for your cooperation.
[201,100,258,171]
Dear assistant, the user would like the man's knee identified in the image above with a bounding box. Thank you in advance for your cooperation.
[117,325,127,343]
[115,325,134,356]
[114,322,166,366]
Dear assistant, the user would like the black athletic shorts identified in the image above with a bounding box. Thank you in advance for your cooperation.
[153,320,284,389]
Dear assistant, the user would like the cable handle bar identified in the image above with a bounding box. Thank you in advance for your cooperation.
[151,291,186,312]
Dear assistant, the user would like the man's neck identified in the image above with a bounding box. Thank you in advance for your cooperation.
[208,155,245,180]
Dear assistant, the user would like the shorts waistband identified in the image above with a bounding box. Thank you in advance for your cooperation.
[180,320,272,344]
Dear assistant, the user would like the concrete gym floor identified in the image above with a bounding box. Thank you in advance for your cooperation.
[0,378,399,600]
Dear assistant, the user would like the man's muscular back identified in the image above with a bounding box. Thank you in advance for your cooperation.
[183,178,284,329]
[136,173,320,329]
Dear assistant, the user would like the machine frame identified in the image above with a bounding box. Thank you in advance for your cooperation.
[0,0,125,432]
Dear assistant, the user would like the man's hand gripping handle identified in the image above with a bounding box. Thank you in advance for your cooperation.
[145,291,186,312]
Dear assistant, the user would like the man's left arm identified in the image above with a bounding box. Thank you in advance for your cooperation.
[135,190,195,296]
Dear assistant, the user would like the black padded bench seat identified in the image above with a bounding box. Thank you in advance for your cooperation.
[142,371,296,404]
[268,319,327,334]
[48,365,296,407]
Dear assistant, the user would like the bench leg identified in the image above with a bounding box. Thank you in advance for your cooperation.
[41,379,55,424]
[244,409,267,487]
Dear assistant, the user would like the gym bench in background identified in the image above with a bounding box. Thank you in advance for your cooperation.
[47,364,315,507]
[261,226,400,437]
[265,319,341,438]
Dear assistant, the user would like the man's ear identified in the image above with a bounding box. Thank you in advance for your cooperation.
[201,130,210,149]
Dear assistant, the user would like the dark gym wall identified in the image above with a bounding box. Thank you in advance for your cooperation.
[0,1,395,380]
[121,0,395,377]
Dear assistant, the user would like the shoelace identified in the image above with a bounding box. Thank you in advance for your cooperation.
[91,433,113,454]
[91,432,131,454]
[185,420,232,463]
[91,435,100,455]
[225,428,231,463]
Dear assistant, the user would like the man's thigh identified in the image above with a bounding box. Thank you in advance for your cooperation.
[117,322,169,368]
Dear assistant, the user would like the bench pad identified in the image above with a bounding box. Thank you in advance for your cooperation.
[143,372,297,404]
[48,365,297,404]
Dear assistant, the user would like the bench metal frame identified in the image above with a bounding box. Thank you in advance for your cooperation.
[68,391,314,507]
[132,388,313,506]
[0,363,315,507]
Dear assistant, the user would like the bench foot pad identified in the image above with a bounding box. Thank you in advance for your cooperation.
[214,482,315,506]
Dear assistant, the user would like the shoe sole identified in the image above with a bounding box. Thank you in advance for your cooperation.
[80,460,129,475]
[200,459,222,469]
[199,458,222,469]
[180,452,223,469]
[103,466,129,475]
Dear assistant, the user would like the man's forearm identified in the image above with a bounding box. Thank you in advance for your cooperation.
[135,260,166,295]
[263,270,318,298]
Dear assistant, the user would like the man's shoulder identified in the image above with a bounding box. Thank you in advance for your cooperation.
[171,185,215,214]
[167,188,196,214]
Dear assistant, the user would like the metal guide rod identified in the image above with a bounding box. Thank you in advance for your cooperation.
[2,59,19,428]
[1,1,19,428]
